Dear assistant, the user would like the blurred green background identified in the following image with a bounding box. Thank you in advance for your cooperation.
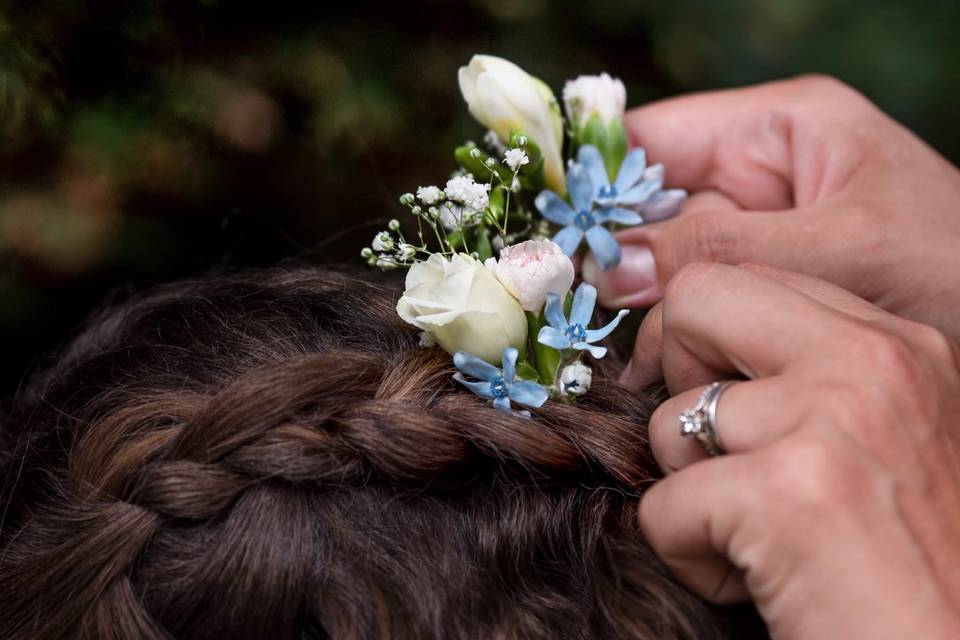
[2,0,958,395]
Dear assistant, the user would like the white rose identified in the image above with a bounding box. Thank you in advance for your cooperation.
[559,362,592,396]
[562,73,626,127]
[397,253,527,364]
[458,55,565,194]
[485,240,575,312]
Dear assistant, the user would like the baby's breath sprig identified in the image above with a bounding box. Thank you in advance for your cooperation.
[368,135,535,271]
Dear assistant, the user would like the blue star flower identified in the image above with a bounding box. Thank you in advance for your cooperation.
[576,144,664,211]
[453,347,550,416]
[537,283,629,359]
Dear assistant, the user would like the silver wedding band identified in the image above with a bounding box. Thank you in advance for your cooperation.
[678,381,736,456]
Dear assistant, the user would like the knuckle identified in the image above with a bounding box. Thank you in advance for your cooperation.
[790,73,857,101]
[764,435,854,509]
[663,261,727,304]
[849,326,923,390]
[913,324,960,369]
[679,210,740,264]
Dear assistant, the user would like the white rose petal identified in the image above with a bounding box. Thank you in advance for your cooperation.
[486,240,575,312]
[396,253,528,364]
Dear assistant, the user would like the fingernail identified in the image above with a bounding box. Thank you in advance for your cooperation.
[583,244,660,307]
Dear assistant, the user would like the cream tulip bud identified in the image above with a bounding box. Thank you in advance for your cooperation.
[458,55,565,193]
[485,240,575,312]
[397,253,528,364]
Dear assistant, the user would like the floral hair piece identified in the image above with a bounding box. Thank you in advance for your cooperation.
[363,55,688,415]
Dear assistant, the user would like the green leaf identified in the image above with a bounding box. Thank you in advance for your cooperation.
[474,226,493,261]
[508,130,546,192]
[526,310,561,386]
[604,119,628,181]
[515,361,541,382]
[446,230,463,250]
[575,114,627,183]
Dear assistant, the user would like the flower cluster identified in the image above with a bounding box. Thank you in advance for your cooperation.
[366,54,689,413]
[398,239,628,415]
[365,54,686,274]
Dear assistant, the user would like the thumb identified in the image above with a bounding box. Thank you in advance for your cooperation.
[584,204,855,308]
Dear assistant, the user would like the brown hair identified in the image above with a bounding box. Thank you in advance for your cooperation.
[0,266,746,639]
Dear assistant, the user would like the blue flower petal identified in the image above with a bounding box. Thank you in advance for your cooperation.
[574,342,608,359]
[501,347,518,383]
[577,145,609,195]
[493,396,512,413]
[535,191,576,226]
[617,178,662,206]
[640,189,687,222]
[551,225,584,257]
[643,163,665,183]
[567,164,595,213]
[594,207,643,226]
[509,380,549,408]
[585,225,622,271]
[453,373,496,399]
[614,148,647,193]
[569,282,597,327]
[453,351,500,381]
[543,293,567,331]
[585,309,630,342]
[538,325,571,350]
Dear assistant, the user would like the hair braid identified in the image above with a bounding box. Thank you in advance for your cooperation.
[0,266,755,639]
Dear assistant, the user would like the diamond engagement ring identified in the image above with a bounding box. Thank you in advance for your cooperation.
[678,381,736,456]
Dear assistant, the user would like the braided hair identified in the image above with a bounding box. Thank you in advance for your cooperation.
[0,267,742,639]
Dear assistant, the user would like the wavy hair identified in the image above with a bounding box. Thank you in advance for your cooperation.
[0,267,750,639]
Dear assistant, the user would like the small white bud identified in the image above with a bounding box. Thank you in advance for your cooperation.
[484,158,496,168]
[515,135,528,148]
[376,255,399,270]
[560,362,592,396]
[469,147,482,159]
[372,231,394,253]
[411,206,422,216]
[399,193,415,206]
[396,242,417,262]
[361,247,374,259]
[428,207,440,220]
[388,219,400,231]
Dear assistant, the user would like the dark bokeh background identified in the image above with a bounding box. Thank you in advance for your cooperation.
[2,0,958,396]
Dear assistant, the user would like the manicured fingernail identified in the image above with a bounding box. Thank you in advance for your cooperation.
[583,244,660,307]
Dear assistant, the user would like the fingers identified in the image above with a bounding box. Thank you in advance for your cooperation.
[583,190,738,309]
[623,74,878,209]
[638,452,756,603]
[623,262,852,393]
[648,378,803,472]
[587,204,872,308]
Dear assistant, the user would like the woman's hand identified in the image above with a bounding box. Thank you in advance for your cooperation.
[627,262,960,639]
[583,75,960,341]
